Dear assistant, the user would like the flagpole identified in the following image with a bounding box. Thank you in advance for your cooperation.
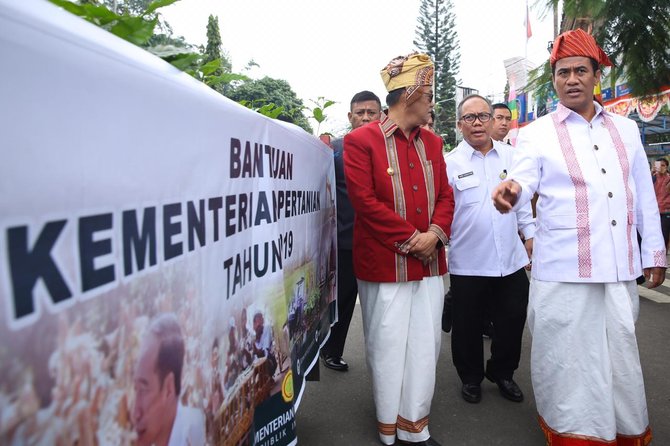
[524,0,529,61]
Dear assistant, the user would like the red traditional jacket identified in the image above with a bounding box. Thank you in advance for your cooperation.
[343,114,454,282]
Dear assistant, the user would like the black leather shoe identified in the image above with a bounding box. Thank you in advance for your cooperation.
[486,373,523,402]
[496,378,523,402]
[398,438,442,446]
[461,383,481,403]
[322,355,348,371]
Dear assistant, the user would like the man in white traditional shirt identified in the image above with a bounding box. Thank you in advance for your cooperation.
[446,94,534,405]
[132,313,205,446]
[492,29,665,445]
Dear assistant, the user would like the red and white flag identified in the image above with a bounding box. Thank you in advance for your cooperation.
[524,2,533,40]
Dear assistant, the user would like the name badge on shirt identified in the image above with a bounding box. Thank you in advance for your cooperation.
[458,171,474,179]
[500,169,508,180]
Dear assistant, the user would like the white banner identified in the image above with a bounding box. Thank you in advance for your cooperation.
[0,1,336,445]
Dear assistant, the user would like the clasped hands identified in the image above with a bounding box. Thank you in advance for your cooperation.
[407,231,439,264]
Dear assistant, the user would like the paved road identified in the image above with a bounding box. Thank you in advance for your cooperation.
[296,275,670,445]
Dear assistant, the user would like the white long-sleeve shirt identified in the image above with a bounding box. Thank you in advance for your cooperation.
[168,404,206,446]
[510,102,666,283]
[446,139,535,276]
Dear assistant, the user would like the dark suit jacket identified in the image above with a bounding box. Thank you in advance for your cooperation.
[333,137,355,250]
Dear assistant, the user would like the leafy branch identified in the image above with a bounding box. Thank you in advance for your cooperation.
[306,97,336,136]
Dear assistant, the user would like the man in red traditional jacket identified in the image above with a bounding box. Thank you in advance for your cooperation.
[344,52,454,446]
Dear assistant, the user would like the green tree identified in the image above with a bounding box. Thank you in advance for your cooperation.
[204,15,232,75]
[101,0,154,14]
[414,0,460,145]
[532,0,670,98]
[227,77,313,133]
[50,0,247,91]
[100,0,176,41]
[50,0,179,46]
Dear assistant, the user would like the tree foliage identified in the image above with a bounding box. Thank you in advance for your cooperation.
[50,0,247,90]
[596,0,670,95]
[204,15,232,77]
[307,97,336,136]
[50,0,320,134]
[533,0,670,98]
[227,77,313,133]
[414,0,460,145]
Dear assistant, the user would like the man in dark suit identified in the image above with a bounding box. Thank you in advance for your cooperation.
[321,90,382,371]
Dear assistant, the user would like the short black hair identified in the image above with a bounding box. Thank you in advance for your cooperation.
[492,103,511,113]
[386,88,405,107]
[657,157,669,167]
[350,90,381,109]
[551,57,599,76]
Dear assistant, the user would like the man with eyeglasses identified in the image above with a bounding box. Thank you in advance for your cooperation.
[446,94,534,405]
[492,29,665,444]
[344,52,454,446]
[491,103,513,143]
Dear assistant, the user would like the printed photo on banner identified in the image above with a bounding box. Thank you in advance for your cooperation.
[0,3,337,445]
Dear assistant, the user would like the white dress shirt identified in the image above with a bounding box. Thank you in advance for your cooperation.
[168,404,206,446]
[510,102,666,282]
[446,139,535,276]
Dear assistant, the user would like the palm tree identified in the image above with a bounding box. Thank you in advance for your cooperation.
[530,0,670,102]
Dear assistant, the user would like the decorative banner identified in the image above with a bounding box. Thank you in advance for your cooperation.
[544,90,560,114]
[604,89,670,122]
[516,93,527,124]
[616,83,631,98]
[0,1,336,445]
[636,94,668,122]
[602,87,614,101]
[605,98,635,118]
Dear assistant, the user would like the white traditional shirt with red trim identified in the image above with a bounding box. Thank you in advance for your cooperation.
[344,114,454,283]
[509,101,666,283]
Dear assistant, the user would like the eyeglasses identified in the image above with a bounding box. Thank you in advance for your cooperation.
[460,112,492,124]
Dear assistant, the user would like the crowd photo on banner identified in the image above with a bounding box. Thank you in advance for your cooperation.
[2,0,669,445]
[0,2,337,445]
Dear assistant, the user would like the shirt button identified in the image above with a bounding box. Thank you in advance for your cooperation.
[608,192,613,198]
[409,162,415,169]
[601,168,606,174]
[611,220,617,226]
[412,185,418,191]
[416,207,422,214]
[594,145,599,151]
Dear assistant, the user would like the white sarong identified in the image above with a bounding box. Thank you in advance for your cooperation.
[358,276,444,445]
[528,279,652,445]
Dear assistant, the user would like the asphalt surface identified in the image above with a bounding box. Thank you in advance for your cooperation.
[296,274,670,446]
